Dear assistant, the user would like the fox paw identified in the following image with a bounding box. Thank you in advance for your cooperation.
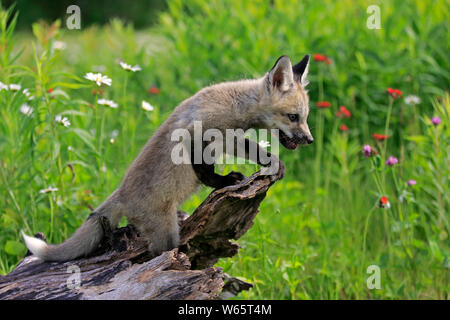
[224,171,246,186]
[260,159,285,180]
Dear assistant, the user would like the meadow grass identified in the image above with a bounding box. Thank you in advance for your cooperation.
[0,1,449,299]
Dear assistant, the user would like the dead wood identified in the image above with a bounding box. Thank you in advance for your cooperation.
[0,169,282,300]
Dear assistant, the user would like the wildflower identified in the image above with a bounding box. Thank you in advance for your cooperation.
[387,87,402,99]
[258,140,270,148]
[373,133,389,141]
[119,61,142,72]
[141,100,154,111]
[110,138,115,144]
[9,84,21,91]
[385,156,399,166]
[39,186,58,194]
[68,146,73,151]
[340,124,349,132]
[407,179,417,186]
[84,72,112,87]
[148,86,160,95]
[22,88,35,100]
[313,53,331,64]
[431,117,441,126]
[404,95,421,105]
[55,114,71,127]
[52,41,66,51]
[0,81,8,91]
[362,145,373,158]
[316,101,331,108]
[48,88,53,93]
[379,196,390,209]
[111,130,119,138]
[98,99,118,109]
[336,106,351,118]
[19,104,34,117]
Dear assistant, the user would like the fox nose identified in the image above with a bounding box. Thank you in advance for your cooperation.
[306,136,314,144]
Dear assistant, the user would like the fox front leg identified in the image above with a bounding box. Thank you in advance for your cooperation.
[190,140,245,189]
[192,162,245,189]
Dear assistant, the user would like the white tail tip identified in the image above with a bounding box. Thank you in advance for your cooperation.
[21,231,48,259]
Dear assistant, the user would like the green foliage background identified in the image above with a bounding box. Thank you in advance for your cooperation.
[0,0,448,299]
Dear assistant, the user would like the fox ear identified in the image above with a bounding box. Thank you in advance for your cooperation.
[292,54,310,87]
[268,55,294,92]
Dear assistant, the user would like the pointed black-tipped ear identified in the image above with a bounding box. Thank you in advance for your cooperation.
[268,55,294,92]
[292,54,310,87]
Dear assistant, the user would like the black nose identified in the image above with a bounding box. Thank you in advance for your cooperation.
[307,136,314,144]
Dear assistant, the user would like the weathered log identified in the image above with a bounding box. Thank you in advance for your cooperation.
[0,169,282,300]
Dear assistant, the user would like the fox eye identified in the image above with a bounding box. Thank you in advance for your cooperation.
[287,114,299,122]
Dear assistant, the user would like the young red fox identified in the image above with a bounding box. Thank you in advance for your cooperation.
[22,54,313,261]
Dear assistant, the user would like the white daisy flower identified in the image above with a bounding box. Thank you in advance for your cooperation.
[52,41,66,51]
[22,88,35,100]
[84,72,112,86]
[0,81,8,91]
[19,104,34,117]
[258,140,271,148]
[98,99,118,109]
[119,61,141,72]
[141,100,154,111]
[39,186,58,194]
[9,84,21,91]
[110,138,115,144]
[404,95,421,105]
[55,114,71,127]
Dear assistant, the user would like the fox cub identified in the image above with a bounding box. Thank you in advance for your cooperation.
[23,54,313,261]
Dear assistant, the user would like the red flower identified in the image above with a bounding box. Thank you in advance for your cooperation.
[316,101,331,108]
[336,105,351,118]
[387,88,403,99]
[148,86,160,95]
[340,124,349,132]
[314,54,331,64]
[379,196,390,209]
[48,88,53,93]
[373,133,389,141]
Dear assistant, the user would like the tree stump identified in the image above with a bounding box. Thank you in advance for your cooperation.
[0,169,282,300]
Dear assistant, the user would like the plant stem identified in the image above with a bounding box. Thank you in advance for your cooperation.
[314,67,325,192]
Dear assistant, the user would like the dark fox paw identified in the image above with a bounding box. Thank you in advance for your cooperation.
[260,158,285,180]
[224,171,246,186]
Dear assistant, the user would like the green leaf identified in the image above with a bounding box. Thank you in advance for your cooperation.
[5,240,26,256]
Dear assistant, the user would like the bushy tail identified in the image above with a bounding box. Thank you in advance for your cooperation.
[22,193,123,262]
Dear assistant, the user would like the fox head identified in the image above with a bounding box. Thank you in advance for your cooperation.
[259,54,313,150]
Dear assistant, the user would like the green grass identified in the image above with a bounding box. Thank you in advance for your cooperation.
[0,0,449,299]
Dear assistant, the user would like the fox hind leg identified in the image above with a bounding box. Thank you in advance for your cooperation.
[138,209,179,257]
